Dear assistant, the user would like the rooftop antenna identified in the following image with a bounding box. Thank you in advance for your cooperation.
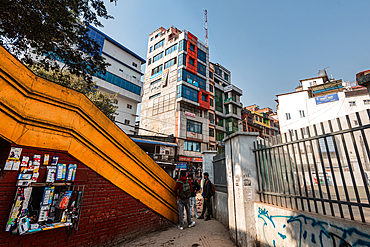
[203,9,208,47]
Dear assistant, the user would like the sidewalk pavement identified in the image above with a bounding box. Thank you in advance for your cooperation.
[123,195,236,247]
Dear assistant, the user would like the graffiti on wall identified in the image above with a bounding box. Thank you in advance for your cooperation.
[257,207,370,247]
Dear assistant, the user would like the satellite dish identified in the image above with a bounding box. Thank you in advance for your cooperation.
[318,69,327,77]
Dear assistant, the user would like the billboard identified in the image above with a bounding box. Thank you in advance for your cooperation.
[315,93,339,105]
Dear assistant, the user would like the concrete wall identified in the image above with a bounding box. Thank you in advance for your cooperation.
[255,202,370,247]
[212,191,229,228]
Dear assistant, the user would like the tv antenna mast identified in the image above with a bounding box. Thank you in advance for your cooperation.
[203,9,208,47]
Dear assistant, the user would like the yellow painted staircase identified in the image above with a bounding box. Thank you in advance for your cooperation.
[0,46,178,223]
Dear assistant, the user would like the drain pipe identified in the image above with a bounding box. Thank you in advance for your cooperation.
[230,138,238,243]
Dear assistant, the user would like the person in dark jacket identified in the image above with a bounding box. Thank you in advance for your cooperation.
[188,174,200,218]
[174,170,196,230]
[198,172,212,221]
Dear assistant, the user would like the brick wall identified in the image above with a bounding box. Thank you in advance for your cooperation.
[0,145,173,247]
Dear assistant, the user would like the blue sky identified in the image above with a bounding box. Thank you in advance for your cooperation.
[99,0,370,111]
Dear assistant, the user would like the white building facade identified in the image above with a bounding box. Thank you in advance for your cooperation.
[88,26,146,134]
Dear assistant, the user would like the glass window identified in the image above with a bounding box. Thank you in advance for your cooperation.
[216,117,223,127]
[149,93,161,100]
[233,106,237,114]
[286,113,291,120]
[177,69,206,90]
[364,100,370,105]
[299,110,305,118]
[209,71,213,80]
[189,43,195,52]
[349,101,356,106]
[153,52,163,63]
[209,84,214,93]
[179,40,187,52]
[224,73,229,81]
[178,54,186,67]
[150,37,154,41]
[189,58,195,66]
[197,63,206,76]
[209,113,214,124]
[154,39,165,50]
[232,93,236,102]
[209,128,214,137]
[177,85,198,102]
[148,58,152,65]
[216,131,224,141]
[165,44,178,56]
[215,88,223,113]
[202,94,207,102]
[164,58,176,69]
[197,49,206,63]
[150,78,161,85]
[184,140,201,152]
[187,119,202,133]
[151,65,163,75]
[95,71,141,95]
[149,46,153,53]
[210,98,214,107]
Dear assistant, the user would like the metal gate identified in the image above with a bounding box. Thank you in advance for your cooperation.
[213,152,227,193]
[253,110,370,223]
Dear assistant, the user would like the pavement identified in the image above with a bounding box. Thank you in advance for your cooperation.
[123,195,236,247]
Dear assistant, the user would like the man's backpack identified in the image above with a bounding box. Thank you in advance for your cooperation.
[206,180,216,197]
[178,180,191,198]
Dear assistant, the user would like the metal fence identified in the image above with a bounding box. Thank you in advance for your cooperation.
[213,152,227,193]
[253,110,370,223]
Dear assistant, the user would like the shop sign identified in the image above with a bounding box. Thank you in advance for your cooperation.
[315,93,339,105]
[179,156,193,162]
[224,85,232,92]
[176,163,187,169]
[185,111,196,118]
[193,157,203,162]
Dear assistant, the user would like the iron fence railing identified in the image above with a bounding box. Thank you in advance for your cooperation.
[253,110,370,223]
[213,152,227,193]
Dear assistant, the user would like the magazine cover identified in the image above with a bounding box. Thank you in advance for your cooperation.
[8,147,22,160]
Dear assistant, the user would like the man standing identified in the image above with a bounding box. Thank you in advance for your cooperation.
[198,172,212,221]
[174,170,196,230]
[188,174,200,218]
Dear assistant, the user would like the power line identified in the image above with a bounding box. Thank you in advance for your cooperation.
[114,120,171,137]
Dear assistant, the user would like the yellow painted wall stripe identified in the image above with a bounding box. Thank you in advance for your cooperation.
[0,46,178,223]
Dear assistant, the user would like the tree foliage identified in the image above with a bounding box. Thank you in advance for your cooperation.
[30,66,118,120]
[0,0,115,85]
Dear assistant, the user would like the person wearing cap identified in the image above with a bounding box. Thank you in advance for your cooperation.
[198,172,212,221]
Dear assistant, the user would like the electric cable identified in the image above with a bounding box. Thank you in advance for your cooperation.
[114,120,171,136]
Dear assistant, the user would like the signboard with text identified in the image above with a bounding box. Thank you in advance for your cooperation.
[315,93,339,105]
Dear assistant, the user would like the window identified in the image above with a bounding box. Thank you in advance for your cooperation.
[349,101,356,106]
[127,104,132,109]
[216,131,224,141]
[225,105,229,114]
[178,69,206,90]
[209,128,215,137]
[209,84,214,93]
[286,113,291,120]
[209,113,214,124]
[178,54,186,66]
[197,63,206,76]
[224,73,229,81]
[189,43,195,52]
[299,110,305,118]
[95,71,141,95]
[151,78,161,85]
[216,117,224,127]
[179,40,187,52]
[149,93,161,100]
[184,140,201,152]
[151,65,162,75]
[133,76,136,79]
[124,119,130,125]
[354,120,359,126]
[215,88,223,113]
[232,93,236,102]
[364,100,370,105]
[132,62,137,68]
[165,44,177,56]
[187,119,202,133]
[164,58,176,69]
[149,46,153,53]
[154,39,164,50]
[148,58,152,65]
[189,57,195,66]
[177,85,198,102]
[210,98,214,107]
[214,65,222,76]
[209,71,214,80]
[153,52,163,63]
[150,37,154,41]
[233,106,237,114]
[202,94,207,102]
[197,49,206,63]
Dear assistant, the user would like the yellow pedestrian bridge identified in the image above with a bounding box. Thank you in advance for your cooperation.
[0,46,178,223]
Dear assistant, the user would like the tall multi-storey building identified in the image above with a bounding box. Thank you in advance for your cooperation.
[242,105,280,138]
[139,26,243,173]
[87,26,146,134]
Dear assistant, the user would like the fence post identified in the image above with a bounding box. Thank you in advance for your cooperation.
[202,150,217,183]
[224,132,259,247]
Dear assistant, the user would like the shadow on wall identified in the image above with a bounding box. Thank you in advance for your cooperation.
[257,207,370,247]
